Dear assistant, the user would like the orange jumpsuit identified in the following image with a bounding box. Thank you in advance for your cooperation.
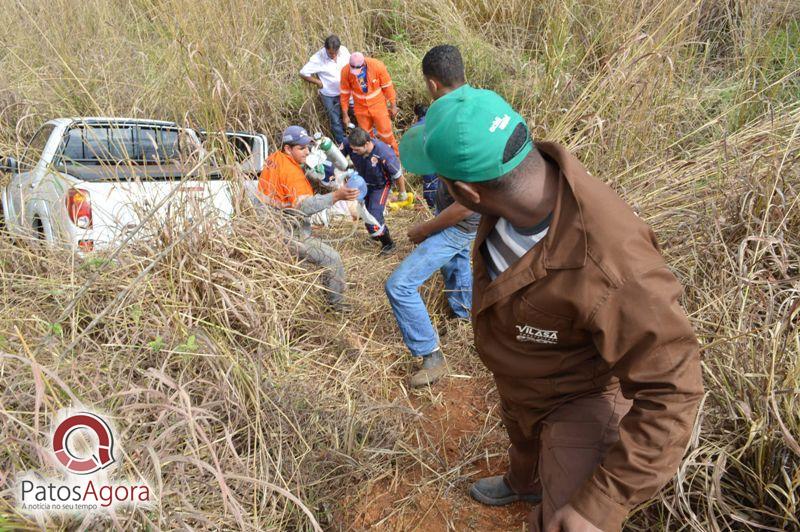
[340,57,399,155]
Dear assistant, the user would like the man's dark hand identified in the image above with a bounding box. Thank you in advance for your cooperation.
[407,223,429,244]
[334,187,360,202]
[545,504,602,532]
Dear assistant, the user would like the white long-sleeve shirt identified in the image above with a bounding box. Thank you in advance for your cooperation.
[299,46,351,97]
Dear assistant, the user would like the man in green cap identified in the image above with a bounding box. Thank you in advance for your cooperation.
[400,52,703,531]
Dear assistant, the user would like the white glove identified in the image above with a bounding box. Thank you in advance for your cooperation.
[398,192,408,201]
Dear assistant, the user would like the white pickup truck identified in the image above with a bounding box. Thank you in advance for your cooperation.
[0,117,268,251]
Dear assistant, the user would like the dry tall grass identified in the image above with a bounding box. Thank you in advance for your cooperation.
[0,0,798,530]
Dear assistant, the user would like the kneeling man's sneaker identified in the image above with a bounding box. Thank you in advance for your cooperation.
[469,476,542,506]
[409,348,448,387]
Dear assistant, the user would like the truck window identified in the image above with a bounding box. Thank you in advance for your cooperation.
[20,124,56,171]
[62,126,133,163]
[138,128,182,162]
[200,133,260,168]
[85,126,136,161]
[230,136,255,161]
[61,128,85,162]
[59,124,189,164]
[55,123,219,182]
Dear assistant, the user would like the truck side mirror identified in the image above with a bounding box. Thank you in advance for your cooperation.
[0,156,19,174]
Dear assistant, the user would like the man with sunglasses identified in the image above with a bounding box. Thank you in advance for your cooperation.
[339,52,399,155]
[258,125,359,312]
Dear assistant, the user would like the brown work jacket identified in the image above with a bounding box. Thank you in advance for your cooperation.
[472,142,704,531]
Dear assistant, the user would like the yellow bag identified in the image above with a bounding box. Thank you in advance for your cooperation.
[388,192,415,211]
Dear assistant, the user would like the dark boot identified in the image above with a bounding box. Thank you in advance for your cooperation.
[469,476,542,506]
[377,228,396,256]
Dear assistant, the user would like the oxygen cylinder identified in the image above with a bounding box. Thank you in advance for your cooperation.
[319,136,349,170]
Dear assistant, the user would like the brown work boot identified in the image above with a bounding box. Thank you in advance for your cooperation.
[409,349,448,387]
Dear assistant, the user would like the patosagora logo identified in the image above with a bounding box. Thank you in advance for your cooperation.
[16,408,152,515]
[52,412,116,474]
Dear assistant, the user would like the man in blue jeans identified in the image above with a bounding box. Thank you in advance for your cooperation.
[299,35,351,144]
[388,43,479,387]
[385,179,479,386]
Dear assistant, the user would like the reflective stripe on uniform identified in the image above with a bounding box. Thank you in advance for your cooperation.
[379,183,391,205]
[367,223,385,236]
[352,89,383,100]
[376,129,394,140]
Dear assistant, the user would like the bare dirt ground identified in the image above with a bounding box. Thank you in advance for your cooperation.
[348,379,529,531]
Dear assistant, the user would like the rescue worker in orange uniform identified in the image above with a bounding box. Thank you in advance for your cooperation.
[339,52,400,155]
[258,125,359,312]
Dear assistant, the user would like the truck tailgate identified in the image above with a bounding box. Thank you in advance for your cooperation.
[76,178,233,247]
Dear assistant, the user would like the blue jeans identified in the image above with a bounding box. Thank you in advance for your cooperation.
[321,94,345,144]
[422,174,438,209]
[385,226,476,356]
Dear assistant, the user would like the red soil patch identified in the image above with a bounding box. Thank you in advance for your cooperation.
[347,378,531,531]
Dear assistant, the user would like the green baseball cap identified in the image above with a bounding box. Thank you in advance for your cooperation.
[400,85,532,182]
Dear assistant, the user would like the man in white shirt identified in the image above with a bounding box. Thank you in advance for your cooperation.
[299,35,351,144]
